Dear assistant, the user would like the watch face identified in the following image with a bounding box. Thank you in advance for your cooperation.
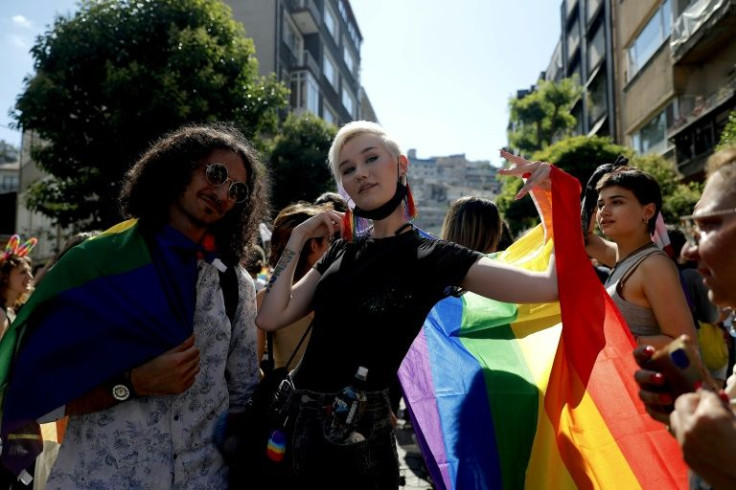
[112,384,131,401]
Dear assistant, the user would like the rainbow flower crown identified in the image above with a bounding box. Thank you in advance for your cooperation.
[2,234,38,261]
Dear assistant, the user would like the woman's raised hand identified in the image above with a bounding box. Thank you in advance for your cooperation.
[498,150,552,199]
[293,209,344,242]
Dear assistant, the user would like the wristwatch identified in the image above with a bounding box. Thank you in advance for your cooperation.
[110,371,135,402]
[112,383,131,401]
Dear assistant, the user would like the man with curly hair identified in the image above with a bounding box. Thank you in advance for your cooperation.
[1,124,267,488]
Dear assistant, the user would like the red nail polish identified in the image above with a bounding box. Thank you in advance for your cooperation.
[522,172,532,179]
[719,390,729,403]
[694,380,703,390]
[650,372,664,384]
[644,345,656,356]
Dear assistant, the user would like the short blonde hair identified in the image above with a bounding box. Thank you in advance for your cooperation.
[327,121,402,181]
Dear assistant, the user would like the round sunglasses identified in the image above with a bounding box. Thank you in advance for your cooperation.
[204,163,249,203]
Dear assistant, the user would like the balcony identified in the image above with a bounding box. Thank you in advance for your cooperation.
[671,0,736,64]
[296,50,319,77]
[668,76,736,177]
[286,0,320,35]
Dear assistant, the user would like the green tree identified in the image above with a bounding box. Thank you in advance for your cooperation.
[268,113,337,212]
[717,110,736,150]
[630,153,702,223]
[12,0,288,229]
[498,135,630,235]
[508,77,583,155]
[498,137,702,234]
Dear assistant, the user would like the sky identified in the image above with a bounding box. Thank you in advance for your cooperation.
[0,0,561,168]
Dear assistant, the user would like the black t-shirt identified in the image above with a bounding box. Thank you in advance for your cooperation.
[291,229,483,392]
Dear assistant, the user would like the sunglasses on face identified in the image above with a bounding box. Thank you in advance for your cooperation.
[204,163,249,203]
[680,207,736,246]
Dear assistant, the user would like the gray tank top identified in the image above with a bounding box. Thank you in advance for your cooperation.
[604,244,665,337]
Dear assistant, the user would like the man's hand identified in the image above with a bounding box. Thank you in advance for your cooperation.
[131,335,200,396]
[670,389,736,489]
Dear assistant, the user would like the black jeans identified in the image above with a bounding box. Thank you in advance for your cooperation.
[289,388,399,489]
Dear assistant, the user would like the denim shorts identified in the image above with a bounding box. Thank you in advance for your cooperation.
[288,388,399,489]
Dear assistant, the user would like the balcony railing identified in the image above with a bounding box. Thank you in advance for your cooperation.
[671,0,736,62]
[668,76,736,137]
[286,0,320,35]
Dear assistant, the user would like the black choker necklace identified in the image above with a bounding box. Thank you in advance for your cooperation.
[353,182,407,220]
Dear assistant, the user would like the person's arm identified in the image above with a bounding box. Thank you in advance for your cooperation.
[670,389,736,489]
[256,289,267,364]
[257,209,342,331]
[66,335,200,415]
[461,255,558,304]
[466,157,556,304]
[639,255,698,350]
[585,233,617,267]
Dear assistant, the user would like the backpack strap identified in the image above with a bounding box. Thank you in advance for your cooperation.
[218,266,239,325]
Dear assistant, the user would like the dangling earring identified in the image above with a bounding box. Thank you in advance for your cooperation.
[401,174,417,221]
[342,208,354,242]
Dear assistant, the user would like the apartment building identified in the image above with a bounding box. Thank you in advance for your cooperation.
[406,149,500,236]
[556,0,617,138]
[226,0,377,126]
[614,0,736,179]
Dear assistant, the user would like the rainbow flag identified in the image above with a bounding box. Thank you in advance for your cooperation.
[399,167,687,489]
[0,220,198,473]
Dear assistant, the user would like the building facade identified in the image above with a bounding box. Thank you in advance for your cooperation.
[226,0,377,126]
[406,149,500,237]
[556,0,617,138]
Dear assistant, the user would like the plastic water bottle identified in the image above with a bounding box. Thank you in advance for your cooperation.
[326,366,368,444]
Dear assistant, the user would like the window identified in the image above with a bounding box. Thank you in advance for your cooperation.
[587,0,603,22]
[631,102,678,154]
[587,24,605,73]
[282,15,303,57]
[1,174,18,191]
[342,87,355,118]
[323,101,338,126]
[588,71,607,125]
[290,71,319,115]
[567,17,580,56]
[324,4,339,41]
[323,53,338,88]
[343,44,356,75]
[627,0,671,79]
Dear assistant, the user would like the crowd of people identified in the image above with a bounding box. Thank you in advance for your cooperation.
[0,119,734,489]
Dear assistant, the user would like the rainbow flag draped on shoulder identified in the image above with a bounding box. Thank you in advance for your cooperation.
[399,167,687,489]
[0,220,198,473]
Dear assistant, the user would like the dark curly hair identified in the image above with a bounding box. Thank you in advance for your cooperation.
[120,123,270,266]
[1,254,33,309]
[596,166,661,234]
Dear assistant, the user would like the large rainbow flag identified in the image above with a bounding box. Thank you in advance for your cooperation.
[399,167,687,489]
[0,220,197,474]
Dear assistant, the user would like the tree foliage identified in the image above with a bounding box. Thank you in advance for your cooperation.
[13,0,288,228]
[268,113,337,212]
[508,77,583,155]
[498,135,630,235]
[717,110,736,150]
[497,135,701,234]
[630,153,702,222]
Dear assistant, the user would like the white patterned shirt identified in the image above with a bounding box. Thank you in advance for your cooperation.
[46,262,259,490]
